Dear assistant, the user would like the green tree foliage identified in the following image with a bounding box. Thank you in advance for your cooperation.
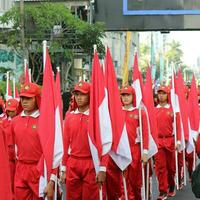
[0,3,105,83]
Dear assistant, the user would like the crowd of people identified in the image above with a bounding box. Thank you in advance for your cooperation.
[1,79,200,200]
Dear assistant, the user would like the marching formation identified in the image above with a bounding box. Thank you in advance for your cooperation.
[1,45,200,200]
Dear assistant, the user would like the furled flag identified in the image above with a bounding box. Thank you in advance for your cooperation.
[187,75,200,153]
[24,59,31,84]
[37,46,63,197]
[13,78,19,101]
[6,71,12,100]
[105,48,132,171]
[88,51,112,173]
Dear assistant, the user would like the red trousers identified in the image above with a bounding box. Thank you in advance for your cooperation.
[125,144,142,200]
[66,156,103,200]
[106,157,122,200]
[178,151,183,183]
[155,148,175,193]
[186,151,194,174]
[14,161,43,200]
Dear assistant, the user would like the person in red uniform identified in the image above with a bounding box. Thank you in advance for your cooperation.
[155,86,181,200]
[2,98,19,195]
[120,85,149,200]
[11,82,55,200]
[0,126,12,200]
[61,80,107,200]
[0,98,7,125]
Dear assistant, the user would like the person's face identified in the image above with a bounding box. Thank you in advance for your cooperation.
[6,110,17,118]
[157,91,168,103]
[20,96,37,113]
[121,93,133,106]
[74,92,89,108]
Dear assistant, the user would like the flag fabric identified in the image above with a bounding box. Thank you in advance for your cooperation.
[187,75,200,153]
[6,72,12,100]
[88,51,112,173]
[144,66,158,156]
[132,57,157,158]
[0,128,12,200]
[105,48,132,171]
[176,70,189,151]
[122,31,132,86]
[24,61,31,84]
[37,47,63,196]
[13,78,20,101]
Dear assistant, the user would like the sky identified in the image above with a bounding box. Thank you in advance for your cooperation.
[140,31,200,67]
[168,31,200,67]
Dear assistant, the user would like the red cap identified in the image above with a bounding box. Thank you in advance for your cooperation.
[20,83,41,97]
[5,99,19,111]
[73,81,90,94]
[120,85,135,95]
[157,85,169,94]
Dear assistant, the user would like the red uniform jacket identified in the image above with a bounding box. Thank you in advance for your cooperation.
[155,104,181,151]
[63,109,107,170]
[123,107,149,152]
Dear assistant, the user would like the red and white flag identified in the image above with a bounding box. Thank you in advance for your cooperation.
[13,78,20,101]
[6,71,12,100]
[132,55,157,158]
[24,59,31,84]
[144,66,158,156]
[175,70,189,151]
[88,51,112,173]
[187,75,199,153]
[37,47,63,197]
[104,48,132,171]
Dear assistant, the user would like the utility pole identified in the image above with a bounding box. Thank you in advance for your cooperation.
[20,0,25,59]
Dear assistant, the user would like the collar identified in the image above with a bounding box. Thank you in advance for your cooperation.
[21,109,40,118]
[0,113,5,118]
[73,108,89,115]
[122,106,136,111]
[157,103,170,109]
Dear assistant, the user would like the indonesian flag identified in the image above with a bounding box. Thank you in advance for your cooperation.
[176,70,189,151]
[13,78,20,101]
[6,71,12,100]
[37,47,63,197]
[24,60,31,84]
[132,55,157,158]
[0,129,12,200]
[143,66,158,157]
[105,48,132,171]
[187,75,199,153]
[88,52,112,173]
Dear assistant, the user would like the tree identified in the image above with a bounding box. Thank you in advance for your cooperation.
[165,40,183,66]
[0,3,105,84]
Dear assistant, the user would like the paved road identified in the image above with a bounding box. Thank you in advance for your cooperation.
[152,176,199,200]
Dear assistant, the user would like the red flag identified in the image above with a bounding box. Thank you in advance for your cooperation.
[0,128,12,200]
[187,75,199,152]
[88,52,112,173]
[132,58,157,158]
[37,47,63,197]
[24,62,30,84]
[104,48,132,171]
[176,71,189,145]
[6,72,12,100]
[144,66,158,147]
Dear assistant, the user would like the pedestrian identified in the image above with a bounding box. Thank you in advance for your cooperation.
[155,86,181,200]
[61,80,107,200]
[11,82,55,200]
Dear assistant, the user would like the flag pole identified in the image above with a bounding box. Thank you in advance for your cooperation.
[99,185,103,200]
[54,176,58,200]
[139,106,146,200]
[122,172,128,200]
[183,150,187,186]
[13,78,16,99]
[146,162,149,200]
[6,71,9,99]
